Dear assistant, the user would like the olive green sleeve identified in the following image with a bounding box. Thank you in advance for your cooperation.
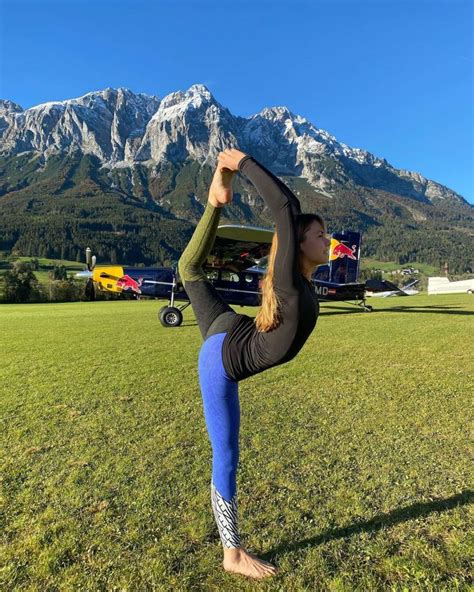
[178,202,222,284]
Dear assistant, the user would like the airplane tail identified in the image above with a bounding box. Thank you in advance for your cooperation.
[313,231,362,284]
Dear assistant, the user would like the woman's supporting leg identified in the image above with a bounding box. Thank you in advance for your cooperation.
[199,333,277,579]
[199,333,241,546]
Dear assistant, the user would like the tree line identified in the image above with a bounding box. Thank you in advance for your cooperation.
[1,261,89,303]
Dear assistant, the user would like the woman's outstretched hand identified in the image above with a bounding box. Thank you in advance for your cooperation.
[218,148,247,172]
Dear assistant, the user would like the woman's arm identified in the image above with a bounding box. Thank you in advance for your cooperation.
[238,155,301,219]
[217,149,302,293]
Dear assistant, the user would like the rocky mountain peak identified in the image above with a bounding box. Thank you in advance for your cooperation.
[0,89,161,162]
[187,83,213,99]
[259,106,296,122]
[136,84,237,165]
[0,100,24,114]
[155,84,216,118]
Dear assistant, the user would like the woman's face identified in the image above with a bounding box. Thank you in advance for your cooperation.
[299,221,331,266]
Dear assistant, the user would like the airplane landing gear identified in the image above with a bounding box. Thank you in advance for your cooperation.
[157,273,190,327]
[355,298,373,312]
[159,306,183,327]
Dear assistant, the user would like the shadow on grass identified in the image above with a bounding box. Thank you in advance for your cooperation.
[377,305,474,316]
[320,304,474,316]
[264,490,473,559]
[320,305,372,316]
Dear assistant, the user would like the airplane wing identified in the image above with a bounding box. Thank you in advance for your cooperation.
[398,279,420,296]
[365,279,400,293]
[402,279,420,290]
[207,224,273,271]
[366,278,420,297]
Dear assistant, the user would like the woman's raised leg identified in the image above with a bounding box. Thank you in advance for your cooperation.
[178,167,236,339]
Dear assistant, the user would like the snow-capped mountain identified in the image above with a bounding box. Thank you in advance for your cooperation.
[0,84,466,204]
[0,88,160,163]
[134,85,240,164]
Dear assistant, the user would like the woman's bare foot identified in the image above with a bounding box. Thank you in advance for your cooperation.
[208,166,234,207]
[223,547,277,579]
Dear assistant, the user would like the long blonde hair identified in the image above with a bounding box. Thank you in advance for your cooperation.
[255,213,325,333]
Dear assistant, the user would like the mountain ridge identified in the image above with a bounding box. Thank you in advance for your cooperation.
[0,85,467,205]
[0,85,472,273]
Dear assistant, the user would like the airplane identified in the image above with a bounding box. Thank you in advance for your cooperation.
[428,276,474,295]
[76,225,372,327]
[365,278,420,297]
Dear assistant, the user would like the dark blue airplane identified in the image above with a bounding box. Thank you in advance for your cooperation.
[78,225,370,326]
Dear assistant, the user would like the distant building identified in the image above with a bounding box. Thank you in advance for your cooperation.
[401,267,418,275]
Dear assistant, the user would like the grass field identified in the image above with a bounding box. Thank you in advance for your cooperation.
[1,295,473,591]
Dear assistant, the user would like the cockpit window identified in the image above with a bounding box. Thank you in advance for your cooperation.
[221,272,240,283]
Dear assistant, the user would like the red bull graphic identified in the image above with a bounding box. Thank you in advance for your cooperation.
[330,239,358,261]
[116,275,143,294]
[313,232,361,284]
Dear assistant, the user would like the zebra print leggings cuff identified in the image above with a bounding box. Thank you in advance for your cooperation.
[211,482,241,548]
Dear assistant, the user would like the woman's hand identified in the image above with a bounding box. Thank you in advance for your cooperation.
[218,148,248,172]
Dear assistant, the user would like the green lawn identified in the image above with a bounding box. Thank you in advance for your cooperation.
[0,256,84,275]
[1,295,472,591]
[14,257,84,269]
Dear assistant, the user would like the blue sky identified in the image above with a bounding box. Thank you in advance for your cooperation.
[1,0,472,202]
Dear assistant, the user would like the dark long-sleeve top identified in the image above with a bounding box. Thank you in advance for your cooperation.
[221,156,319,382]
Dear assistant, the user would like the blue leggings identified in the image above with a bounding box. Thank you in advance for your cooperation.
[178,202,243,547]
[198,332,241,547]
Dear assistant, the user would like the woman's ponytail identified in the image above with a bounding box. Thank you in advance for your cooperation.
[255,233,282,332]
[255,213,325,333]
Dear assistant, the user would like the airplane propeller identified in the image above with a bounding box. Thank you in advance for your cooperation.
[80,248,124,301]
[86,247,96,272]
[85,247,96,301]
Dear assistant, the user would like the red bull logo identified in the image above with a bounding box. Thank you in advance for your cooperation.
[329,239,358,261]
[116,275,143,294]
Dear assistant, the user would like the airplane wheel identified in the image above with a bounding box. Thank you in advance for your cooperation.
[468,289,473,294]
[159,306,183,327]
[364,305,373,312]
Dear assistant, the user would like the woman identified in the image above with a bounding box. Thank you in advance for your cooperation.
[178,148,330,579]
